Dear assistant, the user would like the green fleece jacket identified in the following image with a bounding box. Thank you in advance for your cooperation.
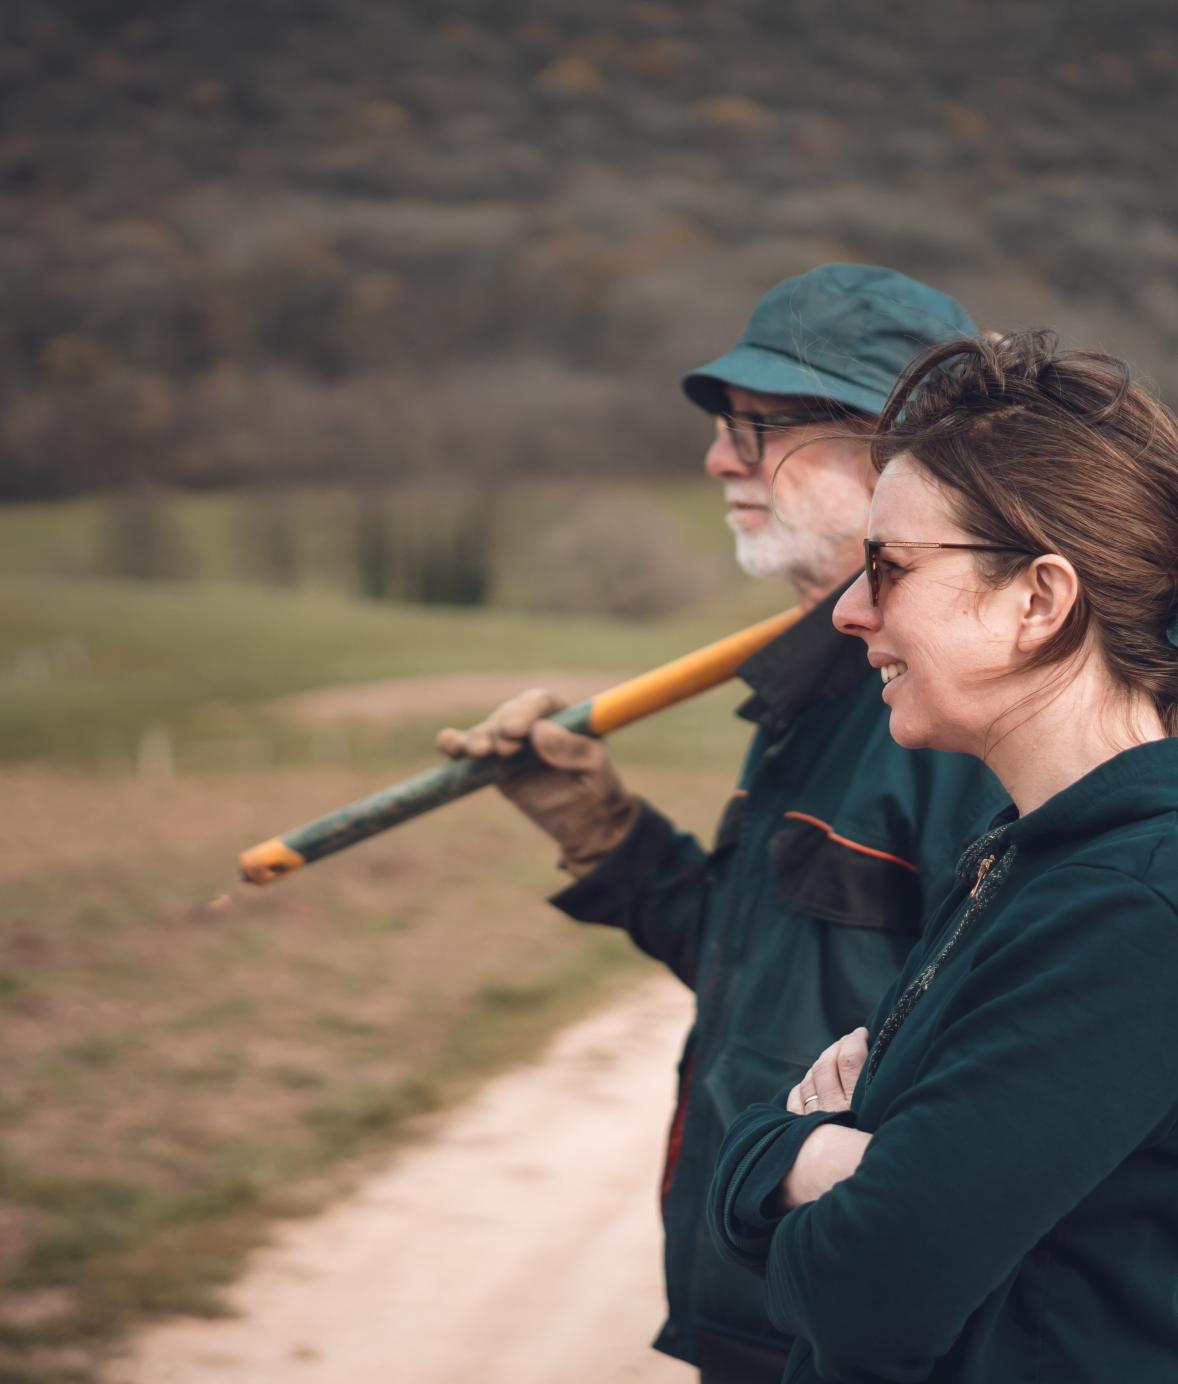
[708,737,1178,1384]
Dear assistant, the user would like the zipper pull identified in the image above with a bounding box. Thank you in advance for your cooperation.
[970,853,997,898]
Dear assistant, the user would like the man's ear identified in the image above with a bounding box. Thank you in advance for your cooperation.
[854,428,879,494]
[1015,554,1079,653]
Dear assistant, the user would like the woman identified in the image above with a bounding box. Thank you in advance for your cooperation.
[706,330,1178,1383]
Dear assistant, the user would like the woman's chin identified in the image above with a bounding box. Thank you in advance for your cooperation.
[888,717,927,750]
[885,706,935,752]
[888,709,976,759]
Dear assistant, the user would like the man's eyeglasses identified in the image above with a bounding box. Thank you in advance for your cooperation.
[863,539,1033,606]
[715,404,863,468]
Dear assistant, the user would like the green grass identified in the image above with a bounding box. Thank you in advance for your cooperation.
[0,479,791,769]
[0,574,783,770]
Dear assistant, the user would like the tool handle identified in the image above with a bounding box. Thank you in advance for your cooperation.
[238,701,592,884]
[239,606,802,884]
[586,607,802,733]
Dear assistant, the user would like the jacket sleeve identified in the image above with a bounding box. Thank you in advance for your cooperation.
[707,1102,858,1272]
[548,799,711,989]
[743,867,1178,1382]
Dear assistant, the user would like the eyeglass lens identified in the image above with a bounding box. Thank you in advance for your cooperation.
[719,407,856,468]
[863,540,880,605]
[717,416,761,466]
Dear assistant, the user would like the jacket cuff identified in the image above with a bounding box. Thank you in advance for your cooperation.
[547,799,680,924]
[738,1109,857,1227]
[709,1107,856,1268]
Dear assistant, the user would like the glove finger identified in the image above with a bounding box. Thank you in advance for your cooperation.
[491,687,569,741]
[455,718,502,759]
[467,724,506,758]
[436,708,507,759]
[529,718,606,772]
[435,727,468,759]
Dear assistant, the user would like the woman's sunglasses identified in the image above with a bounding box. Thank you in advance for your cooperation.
[863,539,1033,606]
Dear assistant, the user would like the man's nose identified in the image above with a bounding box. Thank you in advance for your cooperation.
[833,571,880,636]
[704,420,756,479]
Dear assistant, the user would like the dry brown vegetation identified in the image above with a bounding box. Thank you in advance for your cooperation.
[0,758,731,1381]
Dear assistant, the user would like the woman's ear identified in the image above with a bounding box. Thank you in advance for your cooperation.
[1015,554,1080,653]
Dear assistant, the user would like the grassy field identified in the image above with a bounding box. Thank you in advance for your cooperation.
[0,495,786,1382]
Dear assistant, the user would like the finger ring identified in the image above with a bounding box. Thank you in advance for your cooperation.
[802,1094,819,1109]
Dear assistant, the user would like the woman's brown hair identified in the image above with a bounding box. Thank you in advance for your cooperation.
[872,329,1178,734]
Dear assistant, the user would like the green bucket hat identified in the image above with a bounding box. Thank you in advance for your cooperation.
[683,263,977,417]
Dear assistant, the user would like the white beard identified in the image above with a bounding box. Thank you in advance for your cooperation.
[730,512,852,590]
[732,524,795,581]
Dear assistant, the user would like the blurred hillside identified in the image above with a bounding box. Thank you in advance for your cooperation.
[2,0,1177,496]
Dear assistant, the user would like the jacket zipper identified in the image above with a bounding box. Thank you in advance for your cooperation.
[969,853,996,898]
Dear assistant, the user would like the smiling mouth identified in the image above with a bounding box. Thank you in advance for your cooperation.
[880,661,908,685]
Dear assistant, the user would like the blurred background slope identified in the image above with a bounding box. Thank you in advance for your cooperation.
[3,0,1178,499]
[2,3,1178,1379]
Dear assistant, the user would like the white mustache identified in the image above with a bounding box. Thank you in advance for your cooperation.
[725,489,770,506]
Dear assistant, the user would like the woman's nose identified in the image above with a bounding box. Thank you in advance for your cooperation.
[833,571,880,637]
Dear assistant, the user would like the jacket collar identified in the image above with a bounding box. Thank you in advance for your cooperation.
[736,576,871,726]
[1003,736,1178,853]
[954,736,1178,884]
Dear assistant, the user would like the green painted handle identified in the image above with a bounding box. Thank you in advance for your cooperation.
[238,701,594,883]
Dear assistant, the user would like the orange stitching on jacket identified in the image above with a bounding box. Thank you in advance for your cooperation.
[783,810,919,874]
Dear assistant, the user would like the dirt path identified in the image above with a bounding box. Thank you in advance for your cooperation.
[106,974,695,1384]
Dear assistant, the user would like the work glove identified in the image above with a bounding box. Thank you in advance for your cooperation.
[436,688,639,879]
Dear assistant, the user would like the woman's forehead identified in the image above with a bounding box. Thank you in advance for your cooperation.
[871,455,957,534]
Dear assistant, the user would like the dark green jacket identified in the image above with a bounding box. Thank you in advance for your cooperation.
[708,737,1178,1384]
[554,589,1006,1375]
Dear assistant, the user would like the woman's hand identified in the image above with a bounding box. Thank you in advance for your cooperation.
[786,1027,870,1115]
[783,1125,873,1208]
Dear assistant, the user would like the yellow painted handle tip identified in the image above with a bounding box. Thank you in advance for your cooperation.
[239,838,307,886]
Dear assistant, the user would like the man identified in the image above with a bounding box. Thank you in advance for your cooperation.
[437,264,1008,1382]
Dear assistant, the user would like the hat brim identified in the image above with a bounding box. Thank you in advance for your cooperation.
[682,343,888,417]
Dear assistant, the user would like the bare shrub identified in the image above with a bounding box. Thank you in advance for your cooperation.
[353,487,494,607]
[237,490,301,586]
[397,503,493,606]
[353,490,395,601]
[97,489,192,580]
[521,493,714,619]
